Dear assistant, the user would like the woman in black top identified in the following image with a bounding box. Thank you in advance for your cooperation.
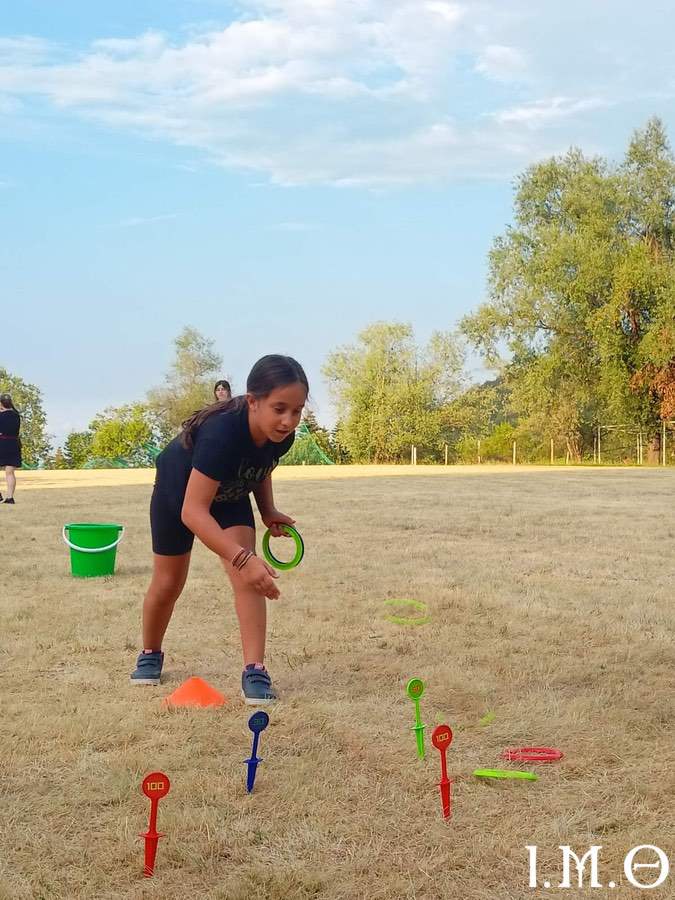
[130,355,308,705]
[213,379,232,402]
[0,393,21,504]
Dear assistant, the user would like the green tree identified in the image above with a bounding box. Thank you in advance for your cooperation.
[301,409,332,459]
[461,118,675,461]
[328,423,351,464]
[52,447,68,469]
[89,403,159,465]
[621,120,675,431]
[441,376,513,457]
[63,430,94,468]
[0,367,50,465]
[323,322,465,462]
[479,423,517,462]
[147,327,223,435]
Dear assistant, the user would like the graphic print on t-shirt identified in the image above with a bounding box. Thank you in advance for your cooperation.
[153,403,295,511]
[213,459,279,503]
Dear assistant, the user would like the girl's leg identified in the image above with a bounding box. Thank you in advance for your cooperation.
[4,466,15,499]
[142,552,191,650]
[220,525,267,666]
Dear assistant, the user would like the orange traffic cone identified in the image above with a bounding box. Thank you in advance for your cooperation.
[163,676,228,708]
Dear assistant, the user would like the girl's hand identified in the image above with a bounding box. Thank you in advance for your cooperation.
[262,508,296,538]
[239,555,280,600]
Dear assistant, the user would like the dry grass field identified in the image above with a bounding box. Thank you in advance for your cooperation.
[1,466,673,900]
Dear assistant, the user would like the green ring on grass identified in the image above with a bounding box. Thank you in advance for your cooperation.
[473,768,538,782]
[262,525,305,571]
[384,598,430,626]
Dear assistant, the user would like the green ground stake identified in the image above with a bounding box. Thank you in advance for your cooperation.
[384,599,430,626]
[406,678,426,759]
[473,769,539,781]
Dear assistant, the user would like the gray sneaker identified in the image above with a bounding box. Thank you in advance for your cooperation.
[241,664,277,705]
[130,650,164,685]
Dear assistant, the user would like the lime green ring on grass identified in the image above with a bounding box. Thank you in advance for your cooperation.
[384,598,430,626]
[262,525,305,571]
[473,769,538,782]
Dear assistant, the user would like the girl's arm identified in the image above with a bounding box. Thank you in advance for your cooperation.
[253,474,296,536]
[252,474,274,517]
[181,469,280,597]
[181,470,245,560]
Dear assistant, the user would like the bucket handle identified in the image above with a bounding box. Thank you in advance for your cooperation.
[62,526,125,554]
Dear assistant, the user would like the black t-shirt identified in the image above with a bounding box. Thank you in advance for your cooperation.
[154,402,294,512]
[0,409,20,438]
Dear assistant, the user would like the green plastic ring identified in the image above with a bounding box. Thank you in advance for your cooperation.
[473,769,538,782]
[261,525,305,571]
[384,598,430,626]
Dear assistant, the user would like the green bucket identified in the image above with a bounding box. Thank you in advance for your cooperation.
[62,523,125,578]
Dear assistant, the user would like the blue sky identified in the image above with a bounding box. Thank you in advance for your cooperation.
[1,1,674,447]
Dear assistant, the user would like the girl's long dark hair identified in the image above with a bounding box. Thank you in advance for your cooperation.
[0,393,16,410]
[180,355,308,449]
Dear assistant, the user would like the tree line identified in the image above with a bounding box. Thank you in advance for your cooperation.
[3,118,674,467]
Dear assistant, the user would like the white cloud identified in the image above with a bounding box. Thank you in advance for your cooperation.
[425,2,463,26]
[475,44,527,83]
[0,0,673,186]
[0,36,52,63]
[495,96,611,128]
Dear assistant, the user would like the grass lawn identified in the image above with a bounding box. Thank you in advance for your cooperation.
[1,466,673,899]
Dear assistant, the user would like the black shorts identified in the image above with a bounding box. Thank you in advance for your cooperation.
[150,487,255,556]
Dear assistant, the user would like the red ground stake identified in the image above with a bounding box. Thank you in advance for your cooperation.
[431,725,454,820]
[143,833,161,878]
[140,772,170,877]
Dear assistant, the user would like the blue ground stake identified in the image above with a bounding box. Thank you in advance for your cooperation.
[245,710,270,793]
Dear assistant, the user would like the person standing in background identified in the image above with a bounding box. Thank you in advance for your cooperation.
[214,380,232,403]
[0,393,21,504]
